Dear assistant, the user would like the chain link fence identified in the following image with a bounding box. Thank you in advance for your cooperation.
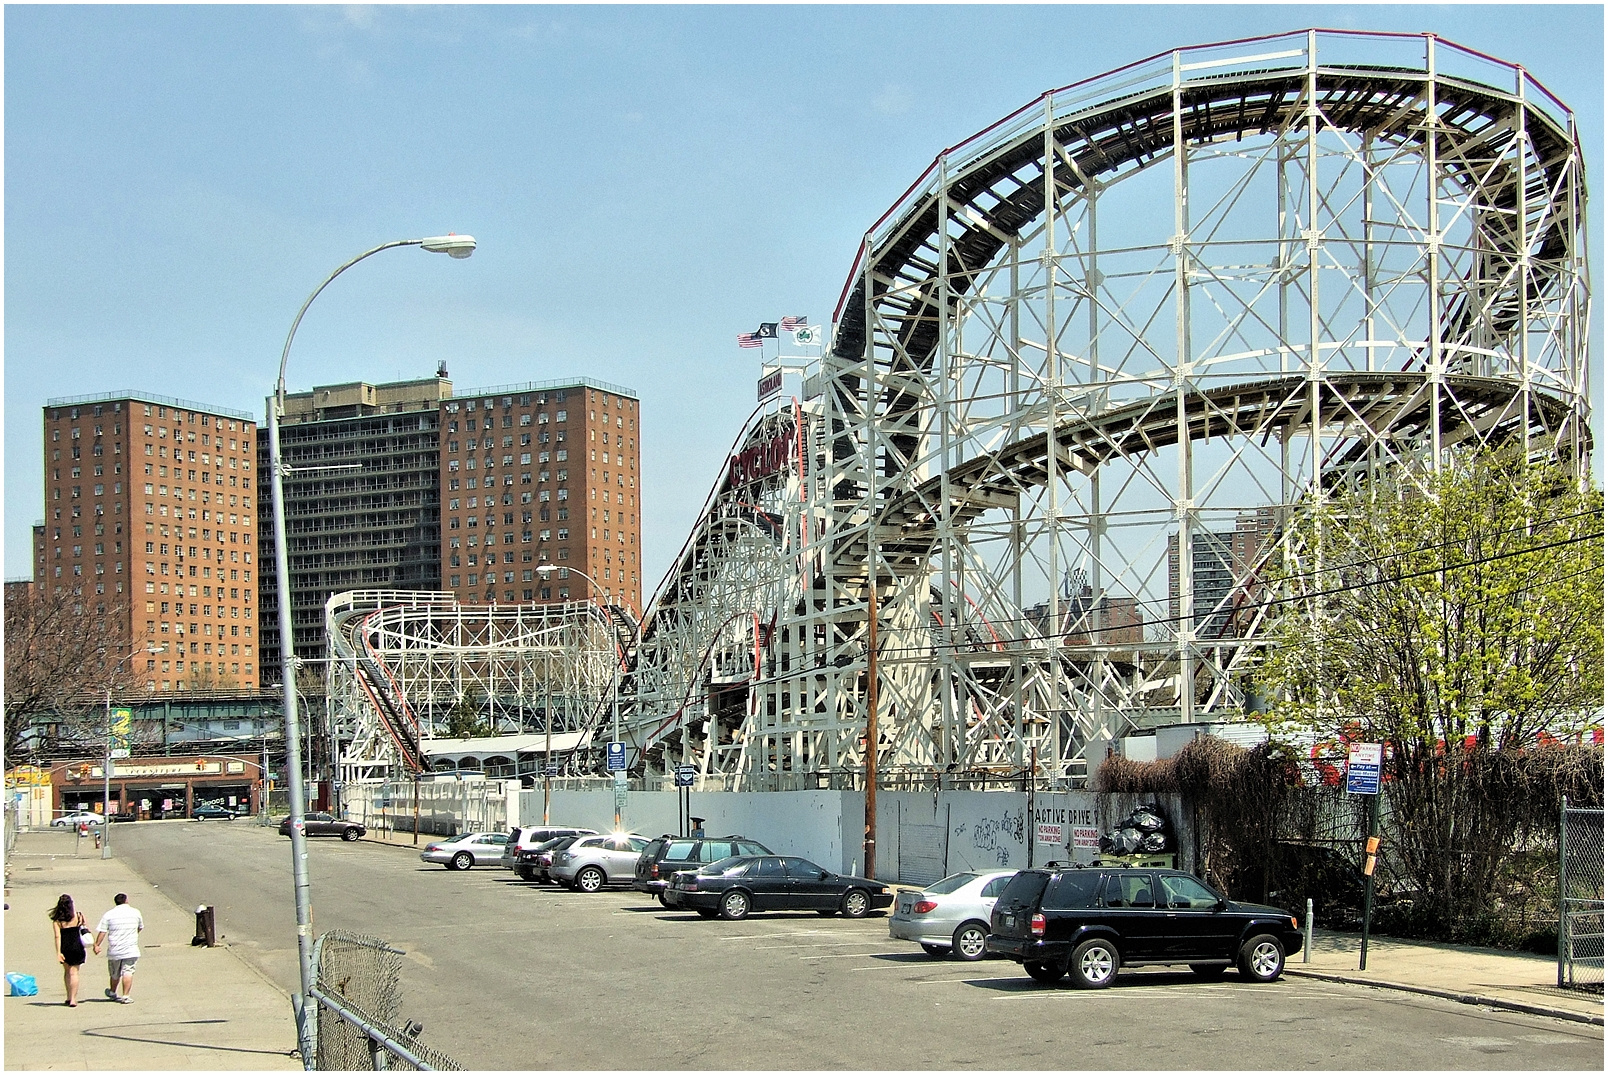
[1558,802,1603,991]
[311,930,459,1070]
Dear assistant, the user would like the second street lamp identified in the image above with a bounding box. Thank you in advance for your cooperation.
[269,233,474,1067]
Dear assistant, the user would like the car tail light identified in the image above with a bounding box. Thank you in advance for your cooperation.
[913,900,938,914]
[1030,913,1046,936]
[651,864,660,879]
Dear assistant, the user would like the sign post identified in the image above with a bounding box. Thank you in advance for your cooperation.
[1346,742,1383,970]
[674,765,695,835]
[607,743,627,830]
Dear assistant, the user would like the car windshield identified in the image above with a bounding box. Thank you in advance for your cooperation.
[925,872,981,895]
[533,836,569,851]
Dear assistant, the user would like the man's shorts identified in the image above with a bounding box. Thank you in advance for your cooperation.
[108,956,138,978]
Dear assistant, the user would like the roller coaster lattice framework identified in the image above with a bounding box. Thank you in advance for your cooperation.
[331,29,1592,793]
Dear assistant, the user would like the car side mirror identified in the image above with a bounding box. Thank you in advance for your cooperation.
[1214,898,1228,911]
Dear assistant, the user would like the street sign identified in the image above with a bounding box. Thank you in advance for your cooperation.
[545,766,559,778]
[1071,826,1100,850]
[1035,822,1063,846]
[606,742,627,772]
[674,765,696,788]
[1346,742,1382,795]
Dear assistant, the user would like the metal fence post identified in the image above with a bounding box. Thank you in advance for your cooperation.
[1558,794,1568,989]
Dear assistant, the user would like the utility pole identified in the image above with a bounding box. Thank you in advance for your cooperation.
[863,578,878,879]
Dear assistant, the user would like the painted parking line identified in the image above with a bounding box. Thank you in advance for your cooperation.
[756,939,896,950]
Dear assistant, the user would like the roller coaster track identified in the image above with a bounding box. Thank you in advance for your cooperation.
[322,31,1590,789]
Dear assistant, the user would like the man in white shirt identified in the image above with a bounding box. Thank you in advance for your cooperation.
[92,893,144,1004]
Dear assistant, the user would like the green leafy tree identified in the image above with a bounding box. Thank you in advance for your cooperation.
[1256,449,1603,937]
[444,687,489,740]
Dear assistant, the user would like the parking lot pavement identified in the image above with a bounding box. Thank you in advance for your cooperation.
[2,827,301,1070]
[98,822,1606,1069]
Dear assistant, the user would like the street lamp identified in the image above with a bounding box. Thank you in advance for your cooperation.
[269,234,474,1065]
[102,644,165,859]
[535,565,633,830]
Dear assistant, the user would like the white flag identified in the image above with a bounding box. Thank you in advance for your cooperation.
[793,325,822,346]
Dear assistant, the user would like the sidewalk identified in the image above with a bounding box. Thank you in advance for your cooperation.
[3,828,301,1070]
[1289,927,1604,1026]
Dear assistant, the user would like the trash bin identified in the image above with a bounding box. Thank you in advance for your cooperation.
[192,905,217,948]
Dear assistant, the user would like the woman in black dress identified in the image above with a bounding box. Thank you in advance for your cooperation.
[48,893,87,1006]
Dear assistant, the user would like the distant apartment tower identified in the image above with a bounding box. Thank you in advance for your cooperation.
[256,376,451,684]
[41,393,259,692]
[438,379,643,613]
[1167,508,1281,639]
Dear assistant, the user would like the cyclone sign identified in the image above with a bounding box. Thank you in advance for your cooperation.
[727,421,798,489]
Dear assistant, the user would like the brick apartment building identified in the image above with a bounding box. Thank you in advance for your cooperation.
[256,376,452,678]
[40,393,259,692]
[438,379,642,611]
[253,374,643,688]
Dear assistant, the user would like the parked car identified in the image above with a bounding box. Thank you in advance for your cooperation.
[634,835,774,904]
[665,855,893,920]
[499,826,596,879]
[550,833,651,892]
[51,811,105,828]
[520,835,587,884]
[192,803,244,820]
[279,812,366,841]
[420,831,510,870]
[987,866,1303,988]
[111,811,138,823]
[888,870,1017,960]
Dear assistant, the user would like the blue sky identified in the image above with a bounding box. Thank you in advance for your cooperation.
[6,4,1602,590]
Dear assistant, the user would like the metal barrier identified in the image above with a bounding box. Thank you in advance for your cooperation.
[1558,800,1604,991]
[311,930,459,1070]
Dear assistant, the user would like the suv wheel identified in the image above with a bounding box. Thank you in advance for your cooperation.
[576,866,606,893]
[952,922,989,961]
[341,828,360,842]
[1238,934,1285,982]
[841,889,871,918]
[720,889,751,920]
[1070,938,1120,989]
[1024,960,1066,984]
[451,851,473,871]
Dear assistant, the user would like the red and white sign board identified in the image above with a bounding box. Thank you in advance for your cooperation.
[1035,822,1063,846]
[1071,826,1099,850]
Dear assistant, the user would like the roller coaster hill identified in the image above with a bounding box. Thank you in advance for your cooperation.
[325,29,1592,794]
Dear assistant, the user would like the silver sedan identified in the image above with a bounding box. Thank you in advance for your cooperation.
[888,870,1017,960]
[420,832,510,870]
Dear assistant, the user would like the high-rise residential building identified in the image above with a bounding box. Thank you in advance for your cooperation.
[40,393,259,692]
[437,379,643,613]
[256,376,451,683]
[1167,507,1281,639]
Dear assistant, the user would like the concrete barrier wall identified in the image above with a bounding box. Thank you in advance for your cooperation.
[515,788,1193,883]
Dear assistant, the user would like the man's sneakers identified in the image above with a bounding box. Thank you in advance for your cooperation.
[104,988,117,1000]
[104,988,130,1003]
[116,995,132,1004]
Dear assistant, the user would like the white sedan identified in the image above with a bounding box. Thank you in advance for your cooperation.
[888,869,1018,960]
[51,811,106,828]
[420,832,510,870]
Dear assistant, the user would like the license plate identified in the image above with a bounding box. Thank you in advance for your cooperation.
[1000,913,1014,928]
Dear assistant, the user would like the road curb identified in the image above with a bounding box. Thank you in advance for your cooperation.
[1284,968,1604,1027]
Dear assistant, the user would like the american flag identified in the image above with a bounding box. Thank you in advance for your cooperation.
[779,315,807,332]
[737,332,762,349]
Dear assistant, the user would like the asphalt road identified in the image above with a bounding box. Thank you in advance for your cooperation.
[112,821,1602,1070]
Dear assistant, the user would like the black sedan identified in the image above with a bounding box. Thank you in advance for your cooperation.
[278,811,366,841]
[193,803,244,820]
[665,854,893,920]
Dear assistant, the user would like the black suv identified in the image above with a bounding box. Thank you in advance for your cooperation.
[988,866,1302,989]
[634,835,774,904]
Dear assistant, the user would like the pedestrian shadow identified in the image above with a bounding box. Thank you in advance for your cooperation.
[82,1019,297,1058]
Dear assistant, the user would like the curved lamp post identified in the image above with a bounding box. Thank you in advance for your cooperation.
[269,234,474,1066]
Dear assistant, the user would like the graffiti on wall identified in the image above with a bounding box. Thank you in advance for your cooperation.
[961,806,1025,866]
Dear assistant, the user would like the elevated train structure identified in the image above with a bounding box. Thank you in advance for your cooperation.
[327,30,1591,792]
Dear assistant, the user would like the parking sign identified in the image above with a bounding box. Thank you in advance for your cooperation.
[606,742,627,772]
[1346,742,1382,795]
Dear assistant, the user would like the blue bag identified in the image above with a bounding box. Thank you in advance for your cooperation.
[5,972,38,996]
